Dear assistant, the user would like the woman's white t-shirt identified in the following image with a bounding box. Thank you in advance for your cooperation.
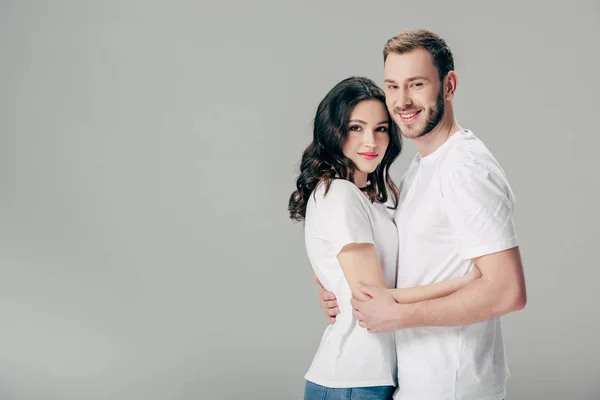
[303,179,398,388]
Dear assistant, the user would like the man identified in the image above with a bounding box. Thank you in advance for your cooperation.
[316,29,527,400]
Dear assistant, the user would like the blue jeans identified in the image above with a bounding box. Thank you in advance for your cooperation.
[304,380,395,400]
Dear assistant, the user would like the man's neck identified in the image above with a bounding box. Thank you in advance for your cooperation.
[413,118,462,158]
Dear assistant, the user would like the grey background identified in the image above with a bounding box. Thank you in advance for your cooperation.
[0,1,598,399]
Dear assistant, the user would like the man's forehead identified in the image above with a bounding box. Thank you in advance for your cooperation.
[384,50,437,79]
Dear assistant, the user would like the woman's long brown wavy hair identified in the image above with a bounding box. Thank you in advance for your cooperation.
[288,76,402,221]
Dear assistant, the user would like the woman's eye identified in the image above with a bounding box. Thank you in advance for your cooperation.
[376,126,388,132]
[349,125,361,131]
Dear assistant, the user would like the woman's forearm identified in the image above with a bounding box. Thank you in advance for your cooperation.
[386,268,480,304]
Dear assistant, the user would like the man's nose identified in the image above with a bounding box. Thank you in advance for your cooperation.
[395,88,412,109]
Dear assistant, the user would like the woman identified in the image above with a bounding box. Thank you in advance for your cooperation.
[288,77,480,400]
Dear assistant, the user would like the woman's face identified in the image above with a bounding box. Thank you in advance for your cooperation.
[342,99,390,186]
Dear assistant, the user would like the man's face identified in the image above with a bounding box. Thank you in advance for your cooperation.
[384,49,445,139]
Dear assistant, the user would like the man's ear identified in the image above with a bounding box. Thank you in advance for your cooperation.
[444,71,458,101]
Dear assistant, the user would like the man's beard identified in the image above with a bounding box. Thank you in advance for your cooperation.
[396,88,445,139]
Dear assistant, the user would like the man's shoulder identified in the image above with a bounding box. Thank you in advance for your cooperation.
[438,130,503,178]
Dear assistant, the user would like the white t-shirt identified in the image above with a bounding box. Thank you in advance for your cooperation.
[393,130,518,400]
[304,179,399,388]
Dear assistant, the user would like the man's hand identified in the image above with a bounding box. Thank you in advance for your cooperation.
[314,275,339,324]
[351,283,411,333]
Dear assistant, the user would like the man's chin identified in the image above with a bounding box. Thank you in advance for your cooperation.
[399,127,426,139]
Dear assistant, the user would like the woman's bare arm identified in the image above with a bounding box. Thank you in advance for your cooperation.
[337,243,388,301]
[337,243,481,303]
[386,267,481,304]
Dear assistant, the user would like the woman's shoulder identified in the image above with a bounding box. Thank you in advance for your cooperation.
[312,179,365,203]
[306,179,374,222]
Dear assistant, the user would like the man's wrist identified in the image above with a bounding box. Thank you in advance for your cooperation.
[396,302,423,329]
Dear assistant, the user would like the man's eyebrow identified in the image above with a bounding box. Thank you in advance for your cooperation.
[384,76,431,83]
[407,76,430,82]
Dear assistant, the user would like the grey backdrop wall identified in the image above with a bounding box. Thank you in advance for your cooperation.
[1,1,598,399]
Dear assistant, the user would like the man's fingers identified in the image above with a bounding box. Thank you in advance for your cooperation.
[319,287,336,301]
[327,306,340,317]
[353,307,365,321]
[322,287,336,301]
[357,316,374,331]
[356,283,380,298]
[350,297,362,310]
[324,300,338,309]
[313,274,322,286]
[317,286,327,300]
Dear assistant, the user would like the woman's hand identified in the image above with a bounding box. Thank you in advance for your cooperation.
[314,275,339,324]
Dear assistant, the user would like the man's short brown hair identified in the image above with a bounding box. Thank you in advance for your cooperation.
[383,29,455,82]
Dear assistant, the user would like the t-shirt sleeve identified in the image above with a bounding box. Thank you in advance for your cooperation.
[316,181,375,256]
[441,162,518,260]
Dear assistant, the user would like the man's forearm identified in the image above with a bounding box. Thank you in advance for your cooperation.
[401,275,525,328]
[353,249,526,332]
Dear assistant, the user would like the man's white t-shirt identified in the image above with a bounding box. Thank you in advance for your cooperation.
[304,179,399,388]
[393,130,518,400]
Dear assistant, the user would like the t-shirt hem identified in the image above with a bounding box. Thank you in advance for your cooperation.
[459,237,518,260]
[470,387,506,400]
[331,238,375,257]
[393,388,505,400]
[304,373,396,389]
